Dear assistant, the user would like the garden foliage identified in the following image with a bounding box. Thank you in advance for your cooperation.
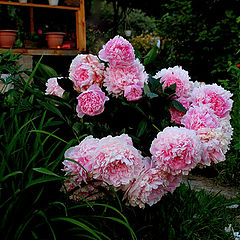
[0,33,239,239]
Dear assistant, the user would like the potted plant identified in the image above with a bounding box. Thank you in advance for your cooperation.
[0,5,23,48]
[23,30,44,48]
[0,30,17,48]
[62,32,76,49]
[42,22,66,49]
[45,32,65,48]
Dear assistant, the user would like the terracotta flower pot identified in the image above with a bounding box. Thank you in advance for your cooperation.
[0,30,17,48]
[45,32,65,49]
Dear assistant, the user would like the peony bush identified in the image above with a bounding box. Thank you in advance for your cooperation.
[46,35,233,208]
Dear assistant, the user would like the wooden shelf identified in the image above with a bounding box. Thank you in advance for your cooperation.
[0,0,86,53]
[0,1,79,10]
[0,48,80,56]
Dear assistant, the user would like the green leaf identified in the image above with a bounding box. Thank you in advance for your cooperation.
[171,100,187,113]
[38,63,58,78]
[37,210,56,240]
[94,216,137,240]
[149,75,163,94]
[37,100,65,120]
[30,129,68,143]
[164,83,176,96]
[143,82,151,95]
[73,122,83,135]
[144,46,158,65]
[0,171,23,182]
[146,92,158,99]
[33,168,61,177]
[26,177,62,189]
[51,217,102,240]
[137,120,148,137]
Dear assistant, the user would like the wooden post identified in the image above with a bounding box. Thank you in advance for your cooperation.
[76,0,86,52]
[30,7,34,34]
[29,0,34,34]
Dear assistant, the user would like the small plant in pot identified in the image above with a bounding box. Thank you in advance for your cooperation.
[0,5,23,48]
[45,32,65,49]
[0,29,17,48]
[23,29,44,49]
[42,22,65,49]
[62,32,76,49]
[0,19,17,48]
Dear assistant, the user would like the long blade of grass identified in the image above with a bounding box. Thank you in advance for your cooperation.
[32,168,62,178]
[0,171,23,182]
[15,210,38,240]
[94,216,137,240]
[25,176,62,189]
[20,55,43,98]
[37,210,56,240]
[30,129,68,143]
[6,116,39,157]
[51,217,102,240]
[48,201,68,216]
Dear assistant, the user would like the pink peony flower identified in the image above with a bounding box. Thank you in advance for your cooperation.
[69,54,105,92]
[190,83,233,118]
[76,85,109,118]
[197,128,226,166]
[182,107,232,167]
[169,97,191,125]
[163,172,182,194]
[104,59,148,97]
[45,77,65,97]
[197,117,233,166]
[123,166,169,208]
[124,84,143,101]
[150,127,202,175]
[62,135,99,183]
[92,134,144,188]
[219,116,233,148]
[98,35,135,67]
[154,66,193,98]
[181,105,220,131]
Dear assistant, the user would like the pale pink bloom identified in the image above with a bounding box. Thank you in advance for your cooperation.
[99,35,135,67]
[181,105,220,131]
[124,85,142,101]
[197,118,233,166]
[104,59,148,97]
[219,116,233,148]
[123,166,168,208]
[76,85,109,118]
[198,128,226,166]
[69,54,105,92]
[169,97,191,125]
[150,127,202,175]
[154,66,193,98]
[191,83,233,118]
[92,134,144,188]
[62,135,99,183]
[45,77,64,97]
[163,172,182,194]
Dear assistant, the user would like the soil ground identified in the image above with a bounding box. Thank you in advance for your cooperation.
[183,175,239,199]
